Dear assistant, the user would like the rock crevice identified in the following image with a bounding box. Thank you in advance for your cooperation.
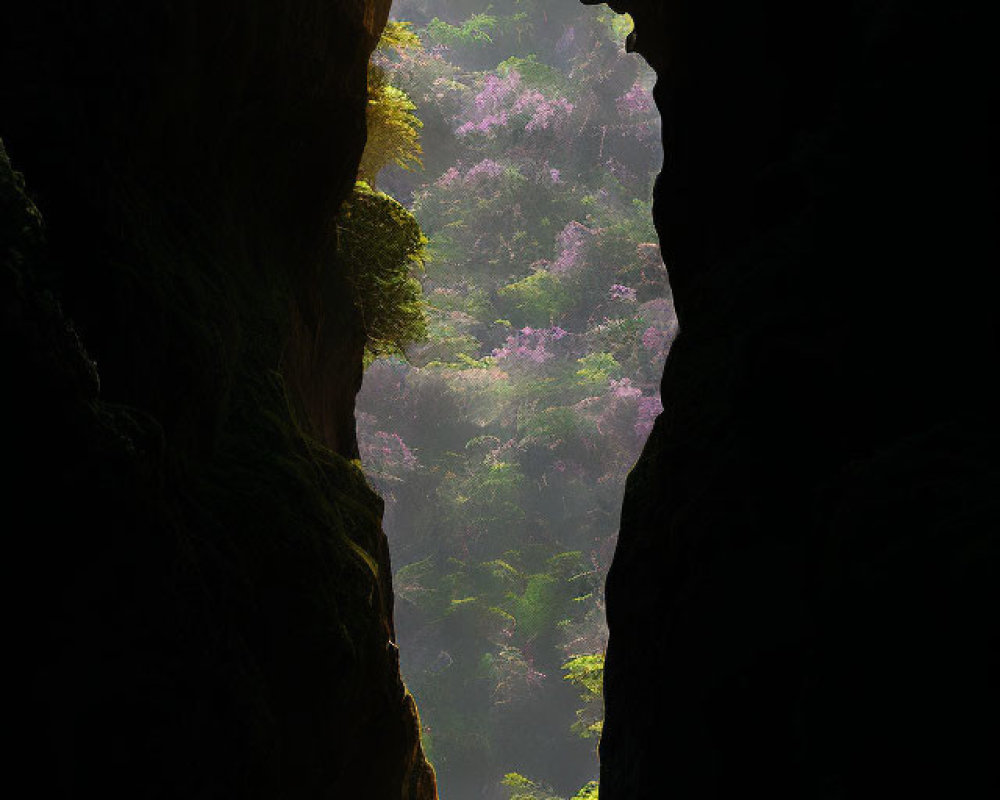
[595,1,998,797]
[2,2,435,797]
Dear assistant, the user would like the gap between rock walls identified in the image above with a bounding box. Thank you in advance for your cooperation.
[352,2,668,798]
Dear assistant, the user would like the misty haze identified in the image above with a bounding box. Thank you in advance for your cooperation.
[352,2,671,797]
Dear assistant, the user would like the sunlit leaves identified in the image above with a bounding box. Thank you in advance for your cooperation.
[361,79,424,184]
[362,23,424,185]
[575,352,621,385]
[571,782,599,800]
[378,19,421,52]
[563,654,605,739]
[563,654,604,696]
[338,182,428,361]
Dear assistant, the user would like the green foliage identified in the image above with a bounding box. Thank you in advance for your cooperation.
[394,557,441,609]
[343,19,432,363]
[599,10,635,41]
[425,11,531,50]
[338,182,428,361]
[509,573,559,640]
[571,782,600,800]
[502,772,562,800]
[563,654,605,739]
[522,407,593,447]
[427,14,500,45]
[575,352,621,385]
[418,305,482,364]
[427,285,490,317]
[504,772,539,788]
[361,23,424,184]
[501,772,599,800]
[497,54,568,93]
[378,19,421,51]
[563,654,604,696]
[361,79,424,184]
[498,270,573,324]
[584,317,647,364]
[438,458,528,538]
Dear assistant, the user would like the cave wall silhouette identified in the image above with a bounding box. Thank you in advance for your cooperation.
[4,0,998,797]
[2,2,435,797]
[593,1,999,797]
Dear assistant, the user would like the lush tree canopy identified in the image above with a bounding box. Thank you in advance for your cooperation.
[354,2,674,797]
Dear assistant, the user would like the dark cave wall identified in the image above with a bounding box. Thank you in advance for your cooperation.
[595,1,999,798]
[2,2,435,797]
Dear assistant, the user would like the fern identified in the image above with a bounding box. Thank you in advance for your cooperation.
[360,22,424,185]
[563,654,605,739]
[338,182,428,362]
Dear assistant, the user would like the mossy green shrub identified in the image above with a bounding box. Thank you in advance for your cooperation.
[338,181,428,363]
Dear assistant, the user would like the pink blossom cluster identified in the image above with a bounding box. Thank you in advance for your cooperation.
[476,71,521,110]
[635,395,664,439]
[514,90,575,133]
[360,430,419,472]
[552,221,596,274]
[436,166,462,187]
[609,378,642,400]
[594,380,663,444]
[436,159,509,187]
[642,325,671,353]
[617,81,654,117]
[465,158,505,182]
[610,284,637,302]
[457,70,521,135]
[456,70,575,137]
[492,326,567,364]
[457,112,510,136]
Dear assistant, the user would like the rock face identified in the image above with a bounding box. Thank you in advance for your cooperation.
[596,2,999,798]
[2,2,435,797]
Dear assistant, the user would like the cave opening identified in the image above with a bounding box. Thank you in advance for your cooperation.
[352,2,670,797]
